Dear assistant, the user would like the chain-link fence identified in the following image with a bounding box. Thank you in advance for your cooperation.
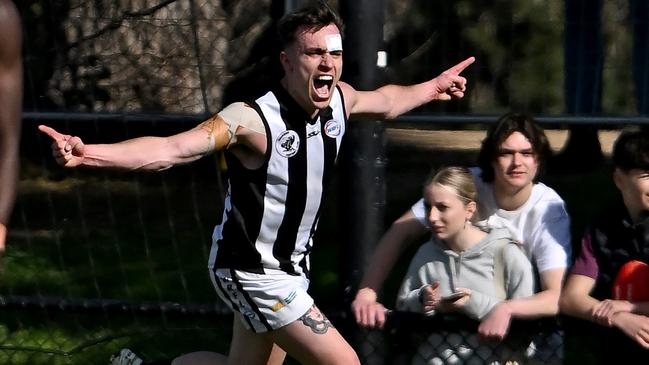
[10,112,623,364]
[368,312,564,365]
[7,0,649,363]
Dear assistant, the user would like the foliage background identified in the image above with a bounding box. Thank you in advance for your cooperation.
[17,0,640,115]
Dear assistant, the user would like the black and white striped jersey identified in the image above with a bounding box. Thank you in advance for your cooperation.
[209,84,347,277]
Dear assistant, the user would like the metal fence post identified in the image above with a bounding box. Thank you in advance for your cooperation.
[338,1,387,364]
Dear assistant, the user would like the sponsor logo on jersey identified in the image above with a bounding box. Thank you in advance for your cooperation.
[270,290,297,312]
[284,290,297,304]
[324,119,341,138]
[275,130,300,157]
[307,123,320,139]
[271,301,285,312]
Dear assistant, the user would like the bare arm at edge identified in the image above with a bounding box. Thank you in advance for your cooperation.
[0,0,23,251]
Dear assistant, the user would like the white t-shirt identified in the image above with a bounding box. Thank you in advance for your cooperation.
[411,167,571,273]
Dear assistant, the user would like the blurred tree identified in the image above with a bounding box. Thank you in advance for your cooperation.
[557,0,647,172]
[220,0,284,106]
[18,0,275,113]
[16,0,69,110]
[13,0,635,120]
[379,0,563,115]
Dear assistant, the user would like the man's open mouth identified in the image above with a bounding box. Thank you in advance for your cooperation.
[313,75,334,98]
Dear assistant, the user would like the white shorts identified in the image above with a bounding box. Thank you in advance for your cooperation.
[210,268,314,333]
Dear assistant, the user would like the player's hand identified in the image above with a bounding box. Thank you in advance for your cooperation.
[352,287,388,329]
[593,299,634,326]
[38,125,86,167]
[478,302,512,342]
[431,56,475,101]
[611,312,649,349]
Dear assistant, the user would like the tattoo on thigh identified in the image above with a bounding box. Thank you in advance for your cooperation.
[299,305,333,335]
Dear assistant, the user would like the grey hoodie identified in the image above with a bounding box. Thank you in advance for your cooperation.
[397,227,535,320]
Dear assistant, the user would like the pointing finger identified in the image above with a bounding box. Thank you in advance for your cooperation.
[446,56,475,75]
[38,125,66,142]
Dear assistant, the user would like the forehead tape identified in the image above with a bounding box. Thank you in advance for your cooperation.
[325,34,343,52]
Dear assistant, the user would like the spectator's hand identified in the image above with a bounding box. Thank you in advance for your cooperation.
[611,312,649,349]
[478,302,512,342]
[431,57,475,101]
[38,125,86,168]
[352,288,387,329]
[420,282,441,313]
[592,299,634,326]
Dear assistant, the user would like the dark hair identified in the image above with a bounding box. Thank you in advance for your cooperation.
[612,130,649,171]
[277,1,344,49]
[477,112,551,182]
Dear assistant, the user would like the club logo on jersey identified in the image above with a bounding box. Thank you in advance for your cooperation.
[324,119,341,138]
[275,130,300,158]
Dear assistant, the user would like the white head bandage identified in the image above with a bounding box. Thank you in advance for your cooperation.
[325,34,343,52]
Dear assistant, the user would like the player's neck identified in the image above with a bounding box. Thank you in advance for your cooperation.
[280,77,318,118]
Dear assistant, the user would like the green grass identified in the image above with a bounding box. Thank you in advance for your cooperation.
[5,158,230,363]
[0,308,233,364]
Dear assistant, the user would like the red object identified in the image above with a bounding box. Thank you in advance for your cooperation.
[612,260,649,301]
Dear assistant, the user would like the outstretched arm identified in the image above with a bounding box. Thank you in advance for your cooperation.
[38,106,258,171]
[0,0,23,251]
[352,209,428,328]
[341,57,474,120]
[39,123,218,171]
